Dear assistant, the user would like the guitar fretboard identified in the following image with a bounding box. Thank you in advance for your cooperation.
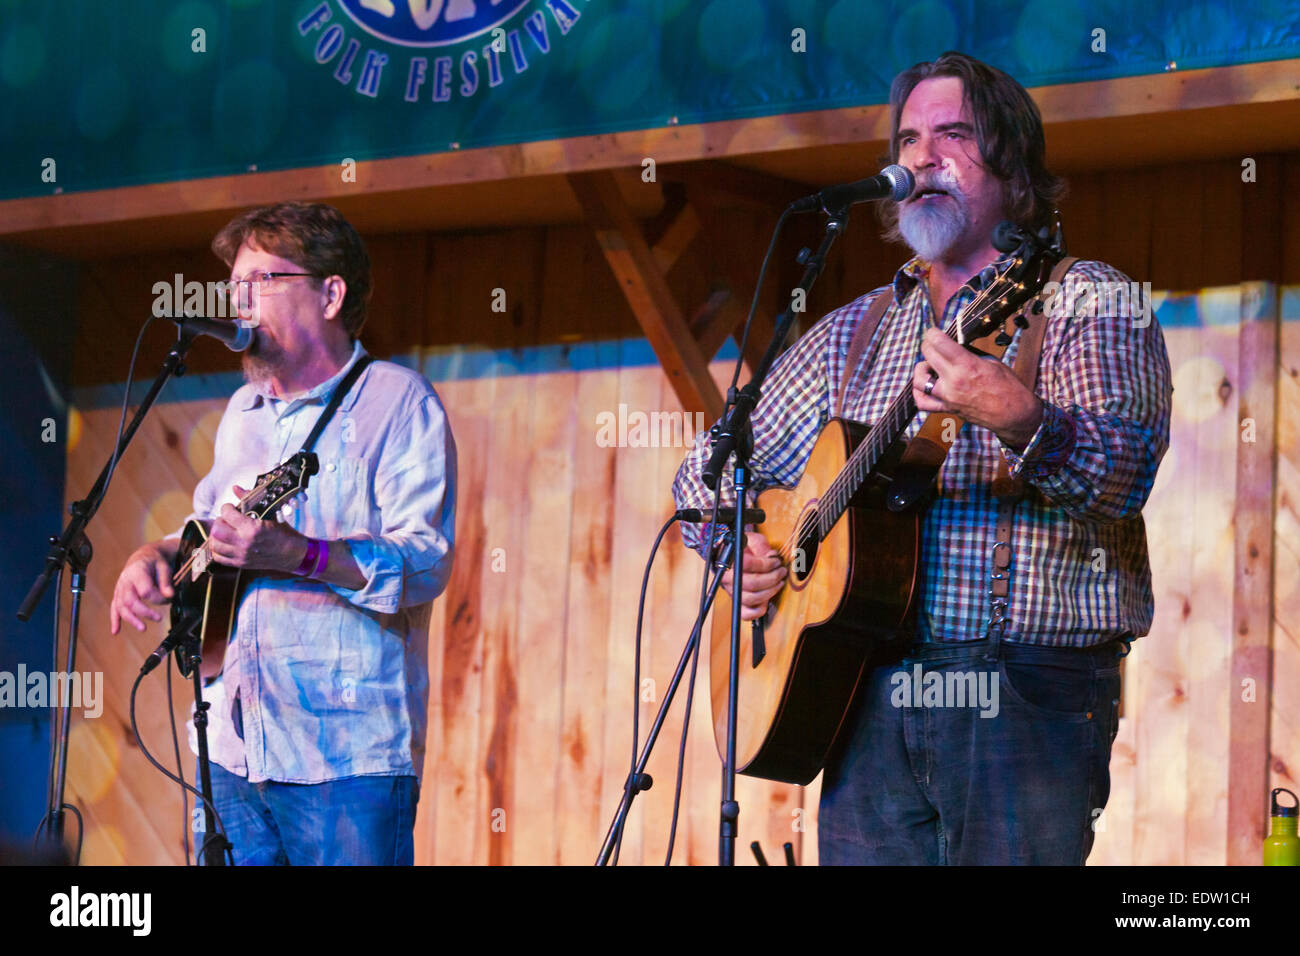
[793,252,1054,553]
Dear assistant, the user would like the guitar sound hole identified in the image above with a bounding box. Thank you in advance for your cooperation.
[789,520,820,584]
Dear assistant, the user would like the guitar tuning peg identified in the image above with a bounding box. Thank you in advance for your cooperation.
[1014,313,1029,329]
[994,331,1012,347]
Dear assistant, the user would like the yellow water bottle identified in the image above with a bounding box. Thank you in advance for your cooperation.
[1264,788,1298,865]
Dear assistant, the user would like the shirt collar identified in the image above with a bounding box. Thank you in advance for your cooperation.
[240,340,368,412]
[890,251,1018,308]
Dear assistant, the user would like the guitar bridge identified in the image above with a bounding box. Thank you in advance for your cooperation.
[752,617,767,667]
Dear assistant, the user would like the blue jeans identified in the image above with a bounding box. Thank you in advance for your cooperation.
[818,637,1123,865]
[195,762,419,866]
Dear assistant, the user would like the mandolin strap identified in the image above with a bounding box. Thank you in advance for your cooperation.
[299,355,374,455]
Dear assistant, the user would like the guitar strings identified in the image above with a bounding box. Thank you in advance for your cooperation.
[773,265,1018,565]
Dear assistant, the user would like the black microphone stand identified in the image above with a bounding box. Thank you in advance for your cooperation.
[17,330,198,860]
[702,202,851,866]
[594,536,737,865]
[140,611,230,865]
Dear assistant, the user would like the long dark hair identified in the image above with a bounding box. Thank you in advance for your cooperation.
[878,51,1065,239]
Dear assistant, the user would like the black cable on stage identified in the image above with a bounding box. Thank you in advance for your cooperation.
[130,669,233,865]
[166,661,192,865]
[611,512,679,864]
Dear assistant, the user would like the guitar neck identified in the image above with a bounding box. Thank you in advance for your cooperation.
[813,245,1057,537]
[816,384,917,536]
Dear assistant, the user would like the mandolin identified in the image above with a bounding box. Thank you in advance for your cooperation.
[708,229,1063,784]
[169,452,319,680]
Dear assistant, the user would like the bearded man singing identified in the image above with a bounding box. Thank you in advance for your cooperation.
[671,51,1172,865]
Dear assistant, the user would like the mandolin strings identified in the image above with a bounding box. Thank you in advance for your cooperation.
[170,480,272,585]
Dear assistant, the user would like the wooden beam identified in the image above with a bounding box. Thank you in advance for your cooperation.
[689,285,737,360]
[567,171,723,418]
[1227,280,1279,865]
[651,202,702,274]
[5,60,1296,251]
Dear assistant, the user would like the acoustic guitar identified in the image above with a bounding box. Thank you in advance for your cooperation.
[170,451,319,680]
[708,230,1063,784]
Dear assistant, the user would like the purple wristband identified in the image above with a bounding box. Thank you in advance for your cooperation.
[313,539,330,578]
[294,538,320,576]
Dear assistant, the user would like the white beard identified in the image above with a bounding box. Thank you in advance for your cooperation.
[898,176,970,262]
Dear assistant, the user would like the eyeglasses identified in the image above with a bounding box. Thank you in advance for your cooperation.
[225,271,318,312]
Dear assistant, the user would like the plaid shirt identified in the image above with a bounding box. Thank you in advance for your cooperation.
[672,256,1172,648]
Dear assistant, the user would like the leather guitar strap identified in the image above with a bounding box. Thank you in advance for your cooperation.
[835,290,895,418]
[902,257,1076,478]
[986,256,1076,647]
[831,258,1078,644]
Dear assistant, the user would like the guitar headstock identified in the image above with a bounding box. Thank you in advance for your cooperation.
[242,451,320,520]
[955,222,1065,345]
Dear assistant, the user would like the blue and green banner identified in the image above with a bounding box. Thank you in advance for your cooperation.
[1,0,1297,199]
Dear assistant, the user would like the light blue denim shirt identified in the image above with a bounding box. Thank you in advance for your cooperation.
[181,342,456,784]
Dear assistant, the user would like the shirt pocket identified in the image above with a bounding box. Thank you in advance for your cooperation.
[299,456,374,539]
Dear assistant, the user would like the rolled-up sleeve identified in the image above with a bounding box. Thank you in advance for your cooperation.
[999,264,1173,524]
[328,393,457,613]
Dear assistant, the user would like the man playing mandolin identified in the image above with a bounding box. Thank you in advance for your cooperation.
[109,202,456,865]
[672,52,1172,864]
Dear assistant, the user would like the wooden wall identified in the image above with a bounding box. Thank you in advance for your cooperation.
[56,153,1300,865]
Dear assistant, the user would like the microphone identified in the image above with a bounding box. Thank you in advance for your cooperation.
[788,165,915,214]
[170,314,255,352]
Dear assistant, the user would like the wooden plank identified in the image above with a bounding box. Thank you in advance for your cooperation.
[508,365,577,863]
[473,370,529,865]
[428,244,493,864]
[412,388,453,866]
[1228,281,1280,864]
[502,228,581,864]
[1243,156,1285,282]
[1151,164,1205,291]
[598,362,666,865]
[556,345,620,864]
[1129,290,1233,864]
[1201,160,1245,289]
[366,233,429,358]
[1183,297,1240,866]
[65,398,228,865]
[568,171,723,419]
[1270,285,1300,827]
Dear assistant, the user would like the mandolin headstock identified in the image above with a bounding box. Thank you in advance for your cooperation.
[241,451,320,520]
